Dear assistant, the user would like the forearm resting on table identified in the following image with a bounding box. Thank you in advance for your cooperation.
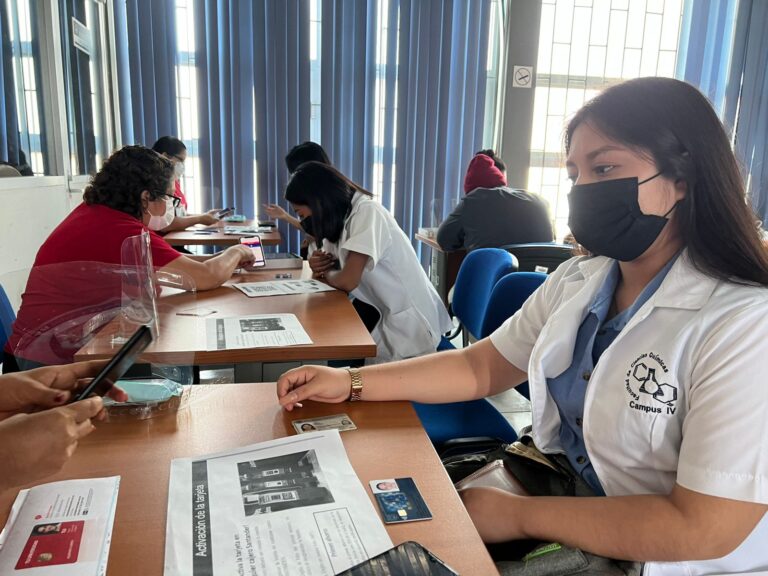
[359,339,526,403]
[512,486,766,562]
[162,251,241,291]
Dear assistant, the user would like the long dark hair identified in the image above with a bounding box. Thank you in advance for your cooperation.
[565,77,768,286]
[83,146,173,219]
[284,161,372,244]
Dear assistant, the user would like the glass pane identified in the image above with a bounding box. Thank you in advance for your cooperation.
[1,0,49,175]
[59,0,112,175]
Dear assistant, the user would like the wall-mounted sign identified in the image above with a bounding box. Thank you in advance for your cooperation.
[513,65,533,88]
[72,17,93,56]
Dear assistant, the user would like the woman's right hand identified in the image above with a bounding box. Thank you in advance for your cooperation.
[0,397,103,493]
[308,250,337,274]
[277,366,352,411]
[263,204,289,221]
[230,244,256,267]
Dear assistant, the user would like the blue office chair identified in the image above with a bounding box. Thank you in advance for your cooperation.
[451,248,517,344]
[414,319,519,449]
[479,271,547,400]
[0,284,16,354]
[412,400,517,446]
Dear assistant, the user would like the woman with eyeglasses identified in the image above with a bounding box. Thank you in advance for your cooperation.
[2,146,253,372]
[151,136,223,232]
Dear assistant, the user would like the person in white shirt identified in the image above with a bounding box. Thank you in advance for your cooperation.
[284,162,452,363]
[275,77,768,575]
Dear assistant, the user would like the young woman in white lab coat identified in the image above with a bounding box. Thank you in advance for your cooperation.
[276,78,768,575]
[284,162,452,363]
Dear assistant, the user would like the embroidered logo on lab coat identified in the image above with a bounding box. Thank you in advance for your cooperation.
[624,353,678,415]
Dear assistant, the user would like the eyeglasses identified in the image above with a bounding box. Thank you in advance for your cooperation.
[161,193,181,208]
[172,154,185,163]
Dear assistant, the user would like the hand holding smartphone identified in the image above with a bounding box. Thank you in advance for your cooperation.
[70,325,153,402]
[240,236,266,268]
[215,207,235,218]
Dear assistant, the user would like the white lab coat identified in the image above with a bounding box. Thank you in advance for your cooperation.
[490,252,768,576]
[324,193,452,364]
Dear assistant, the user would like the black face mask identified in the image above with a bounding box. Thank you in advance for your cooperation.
[567,173,676,262]
[300,216,315,237]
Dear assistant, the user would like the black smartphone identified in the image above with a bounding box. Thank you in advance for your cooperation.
[216,207,235,218]
[337,542,459,576]
[71,325,153,402]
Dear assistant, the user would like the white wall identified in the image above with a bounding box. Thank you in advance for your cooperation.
[0,177,79,312]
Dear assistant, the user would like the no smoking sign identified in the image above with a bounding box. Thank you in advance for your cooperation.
[513,65,533,88]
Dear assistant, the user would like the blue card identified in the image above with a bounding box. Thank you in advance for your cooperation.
[369,478,432,523]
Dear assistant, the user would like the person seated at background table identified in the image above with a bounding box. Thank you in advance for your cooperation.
[436,150,553,252]
[277,77,768,575]
[151,136,222,232]
[262,141,332,236]
[3,146,253,372]
[285,161,452,363]
[0,361,127,495]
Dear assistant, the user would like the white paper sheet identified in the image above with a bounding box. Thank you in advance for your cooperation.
[164,431,392,576]
[205,314,312,350]
[0,477,120,576]
[222,226,274,235]
[233,280,336,298]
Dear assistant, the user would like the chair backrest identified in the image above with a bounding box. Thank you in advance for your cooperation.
[500,242,574,274]
[480,271,547,339]
[0,284,16,352]
[480,271,547,401]
[452,248,517,340]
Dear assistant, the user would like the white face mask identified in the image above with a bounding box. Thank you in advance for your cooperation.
[147,197,176,230]
[174,161,185,179]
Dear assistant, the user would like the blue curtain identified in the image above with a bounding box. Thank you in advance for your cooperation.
[677,0,768,225]
[389,0,492,265]
[114,0,178,147]
[730,0,768,224]
[194,1,310,254]
[320,0,378,188]
[0,0,20,166]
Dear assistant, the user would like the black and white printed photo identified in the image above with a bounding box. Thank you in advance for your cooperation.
[237,450,334,516]
[239,317,285,332]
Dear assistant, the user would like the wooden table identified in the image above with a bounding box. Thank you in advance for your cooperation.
[74,265,376,379]
[163,220,282,247]
[415,233,467,308]
[0,385,499,575]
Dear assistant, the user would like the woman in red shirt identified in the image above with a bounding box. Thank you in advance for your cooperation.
[3,146,253,371]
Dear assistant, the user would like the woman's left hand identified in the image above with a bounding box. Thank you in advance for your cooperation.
[460,487,527,543]
[0,362,129,421]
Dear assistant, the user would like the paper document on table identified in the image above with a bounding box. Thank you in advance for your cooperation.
[233,280,336,298]
[0,477,120,576]
[205,314,312,350]
[223,226,273,235]
[164,431,392,576]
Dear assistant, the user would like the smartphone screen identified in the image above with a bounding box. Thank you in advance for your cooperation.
[240,236,266,267]
[71,325,153,402]
[337,541,458,576]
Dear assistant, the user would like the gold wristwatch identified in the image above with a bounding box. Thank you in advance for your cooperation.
[346,368,363,401]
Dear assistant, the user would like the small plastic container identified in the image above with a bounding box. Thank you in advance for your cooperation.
[103,378,185,420]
